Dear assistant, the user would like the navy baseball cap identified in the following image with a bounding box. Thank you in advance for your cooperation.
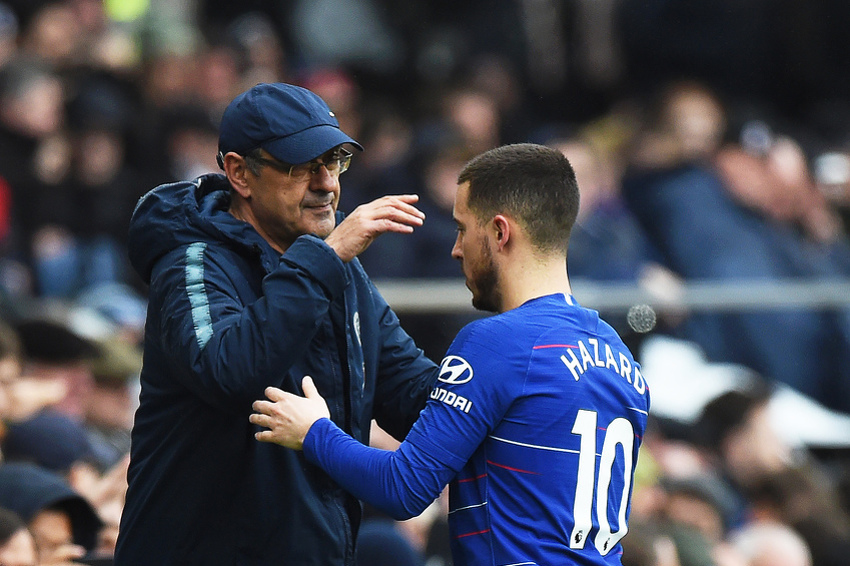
[218,82,362,166]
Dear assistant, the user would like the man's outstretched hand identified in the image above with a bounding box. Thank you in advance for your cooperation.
[325,194,425,262]
[251,376,330,450]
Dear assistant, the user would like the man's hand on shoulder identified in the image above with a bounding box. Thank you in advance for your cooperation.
[325,194,425,262]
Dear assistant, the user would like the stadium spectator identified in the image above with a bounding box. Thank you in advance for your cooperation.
[0,462,103,564]
[693,382,850,566]
[621,80,850,412]
[1,409,99,477]
[619,518,682,566]
[729,522,812,566]
[30,75,143,299]
[0,55,65,294]
[14,314,98,423]
[550,135,670,285]
[0,507,37,566]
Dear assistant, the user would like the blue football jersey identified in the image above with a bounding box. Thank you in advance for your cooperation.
[304,293,650,566]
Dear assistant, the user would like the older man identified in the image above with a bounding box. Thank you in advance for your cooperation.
[116,83,439,565]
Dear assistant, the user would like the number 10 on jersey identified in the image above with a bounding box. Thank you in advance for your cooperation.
[570,409,636,556]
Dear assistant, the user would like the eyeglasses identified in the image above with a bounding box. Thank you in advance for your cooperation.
[253,149,352,181]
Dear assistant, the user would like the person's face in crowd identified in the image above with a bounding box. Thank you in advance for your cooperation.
[662,85,725,161]
[445,90,500,153]
[0,527,38,566]
[665,492,725,543]
[21,3,79,66]
[553,140,614,220]
[28,509,74,563]
[0,75,64,139]
[243,147,344,251]
[452,181,501,312]
[424,153,464,213]
[26,361,94,422]
[85,379,134,430]
[74,130,124,186]
[722,403,791,486]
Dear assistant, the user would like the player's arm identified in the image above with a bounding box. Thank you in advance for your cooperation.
[251,376,463,519]
[252,335,512,522]
[252,321,515,518]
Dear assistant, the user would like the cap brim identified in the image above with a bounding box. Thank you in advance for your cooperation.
[262,124,363,164]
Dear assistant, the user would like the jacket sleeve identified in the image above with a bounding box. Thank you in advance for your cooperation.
[366,278,440,440]
[155,235,347,413]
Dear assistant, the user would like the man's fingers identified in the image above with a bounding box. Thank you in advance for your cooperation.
[380,196,425,221]
[252,399,275,414]
[249,412,272,428]
[361,195,425,223]
[325,194,427,262]
[384,193,421,208]
[386,208,425,227]
[394,193,420,203]
[254,430,276,443]
[392,197,426,220]
[301,376,319,399]
[264,386,287,402]
[301,377,331,420]
[366,203,425,232]
[373,219,416,235]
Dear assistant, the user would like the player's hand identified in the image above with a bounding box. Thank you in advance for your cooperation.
[250,376,330,450]
[325,194,425,262]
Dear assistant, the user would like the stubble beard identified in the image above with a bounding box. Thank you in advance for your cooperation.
[470,242,501,313]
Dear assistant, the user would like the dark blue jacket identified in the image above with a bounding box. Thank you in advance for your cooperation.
[115,174,439,565]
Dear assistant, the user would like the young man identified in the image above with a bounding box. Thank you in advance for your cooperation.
[115,83,440,565]
[252,143,651,565]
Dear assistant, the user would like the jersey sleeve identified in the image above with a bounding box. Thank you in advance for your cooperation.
[403,320,524,466]
[302,319,525,519]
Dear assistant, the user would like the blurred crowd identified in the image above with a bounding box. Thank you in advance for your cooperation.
[0,0,847,565]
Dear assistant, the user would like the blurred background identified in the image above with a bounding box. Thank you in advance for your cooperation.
[0,1,847,565]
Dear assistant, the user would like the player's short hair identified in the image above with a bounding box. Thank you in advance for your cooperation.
[458,143,580,254]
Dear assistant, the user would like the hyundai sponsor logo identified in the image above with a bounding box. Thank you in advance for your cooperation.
[438,355,474,384]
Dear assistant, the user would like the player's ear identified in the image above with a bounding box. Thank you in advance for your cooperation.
[493,215,511,250]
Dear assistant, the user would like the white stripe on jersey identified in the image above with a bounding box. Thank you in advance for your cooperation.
[489,435,581,454]
[448,501,488,515]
